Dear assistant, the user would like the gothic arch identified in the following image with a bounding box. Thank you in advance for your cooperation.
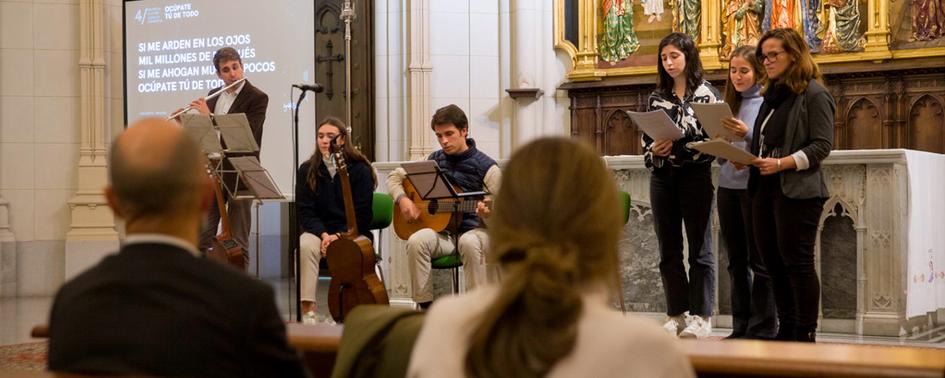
[844,97,883,150]
[603,109,642,155]
[908,95,945,153]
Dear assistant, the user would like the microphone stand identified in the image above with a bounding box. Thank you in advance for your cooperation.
[291,88,307,322]
[341,0,355,134]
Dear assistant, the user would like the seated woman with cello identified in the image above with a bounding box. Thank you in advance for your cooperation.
[297,117,376,324]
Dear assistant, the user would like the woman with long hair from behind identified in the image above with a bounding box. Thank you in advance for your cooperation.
[407,138,693,378]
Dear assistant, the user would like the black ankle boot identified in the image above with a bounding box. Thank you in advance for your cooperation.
[796,330,816,343]
[774,326,794,341]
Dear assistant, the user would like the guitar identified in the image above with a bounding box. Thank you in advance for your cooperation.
[392,178,485,240]
[325,141,389,323]
[206,168,247,271]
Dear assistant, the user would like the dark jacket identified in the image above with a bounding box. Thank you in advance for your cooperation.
[749,79,834,199]
[297,158,374,239]
[427,138,497,232]
[207,79,268,158]
[48,243,307,378]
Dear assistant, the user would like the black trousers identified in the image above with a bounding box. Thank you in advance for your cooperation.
[651,163,716,317]
[752,175,825,338]
[718,187,777,338]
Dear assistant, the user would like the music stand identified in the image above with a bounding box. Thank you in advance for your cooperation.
[401,161,487,200]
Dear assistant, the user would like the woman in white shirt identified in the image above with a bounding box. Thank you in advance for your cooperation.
[408,137,694,378]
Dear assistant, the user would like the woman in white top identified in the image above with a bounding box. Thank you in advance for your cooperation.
[408,137,694,378]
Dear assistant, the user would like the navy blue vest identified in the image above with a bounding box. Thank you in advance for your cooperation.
[427,138,497,232]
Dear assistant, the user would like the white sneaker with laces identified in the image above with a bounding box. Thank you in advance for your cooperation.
[679,315,712,339]
[302,311,317,325]
[662,313,688,336]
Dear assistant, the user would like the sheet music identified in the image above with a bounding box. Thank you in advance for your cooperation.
[626,110,684,141]
[686,139,758,165]
[691,103,737,140]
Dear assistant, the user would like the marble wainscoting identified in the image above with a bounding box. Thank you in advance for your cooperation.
[374,150,944,336]
[606,150,945,337]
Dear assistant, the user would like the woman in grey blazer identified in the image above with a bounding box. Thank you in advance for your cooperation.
[748,28,835,343]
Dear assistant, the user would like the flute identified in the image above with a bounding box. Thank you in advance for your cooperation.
[166,77,247,120]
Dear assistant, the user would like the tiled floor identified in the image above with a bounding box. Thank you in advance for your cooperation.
[2,278,943,349]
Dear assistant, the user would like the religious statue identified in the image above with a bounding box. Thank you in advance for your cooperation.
[643,0,665,23]
[911,0,945,41]
[722,0,764,57]
[820,0,865,52]
[762,0,797,31]
[599,0,641,63]
[673,0,702,41]
[801,0,823,52]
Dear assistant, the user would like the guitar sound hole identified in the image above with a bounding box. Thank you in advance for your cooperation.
[428,200,438,214]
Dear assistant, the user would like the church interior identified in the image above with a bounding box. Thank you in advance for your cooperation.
[0,0,944,376]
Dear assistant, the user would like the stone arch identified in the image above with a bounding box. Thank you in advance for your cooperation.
[819,198,858,319]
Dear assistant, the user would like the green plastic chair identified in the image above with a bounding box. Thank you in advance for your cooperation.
[619,190,631,224]
[371,193,394,281]
[431,252,463,294]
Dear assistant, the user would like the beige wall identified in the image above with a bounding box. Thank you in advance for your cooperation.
[0,0,125,296]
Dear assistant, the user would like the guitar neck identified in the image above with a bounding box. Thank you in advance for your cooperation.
[334,153,360,237]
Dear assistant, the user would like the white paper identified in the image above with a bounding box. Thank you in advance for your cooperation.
[691,102,737,140]
[626,110,684,141]
[686,139,758,165]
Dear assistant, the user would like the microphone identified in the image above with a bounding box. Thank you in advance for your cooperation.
[292,83,324,93]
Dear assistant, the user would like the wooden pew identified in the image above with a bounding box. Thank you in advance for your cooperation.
[286,323,343,378]
[33,322,945,377]
[680,339,945,378]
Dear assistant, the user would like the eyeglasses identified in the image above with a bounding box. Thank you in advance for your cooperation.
[759,50,786,62]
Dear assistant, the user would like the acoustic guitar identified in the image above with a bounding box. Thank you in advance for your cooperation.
[325,141,389,323]
[392,178,484,240]
[206,169,247,271]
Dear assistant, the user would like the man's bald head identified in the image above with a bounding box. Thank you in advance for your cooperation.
[108,118,207,220]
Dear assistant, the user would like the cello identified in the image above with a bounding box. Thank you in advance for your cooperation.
[325,138,389,322]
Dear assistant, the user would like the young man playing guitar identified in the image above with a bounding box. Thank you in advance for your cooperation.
[387,104,502,309]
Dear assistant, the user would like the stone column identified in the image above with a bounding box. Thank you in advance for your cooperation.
[65,0,119,279]
[407,0,434,160]
[0,198,15,298]
[510,0,543,148]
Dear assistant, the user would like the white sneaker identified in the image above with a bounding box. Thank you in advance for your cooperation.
[679,315,712,339]
[663,314,687,336]
[302,311,317,325]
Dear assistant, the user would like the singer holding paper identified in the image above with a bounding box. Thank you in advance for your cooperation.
[717,45,777,340]
[644,32,720,339]
[748,28,834,342]
[186,47,270,261]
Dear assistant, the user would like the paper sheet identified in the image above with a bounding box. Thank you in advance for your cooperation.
[626,110,684,141]
[691,102,737,140]
[687,139,758,165]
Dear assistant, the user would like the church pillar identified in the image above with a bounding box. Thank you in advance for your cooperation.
[0,198,15,298]
[407,0,434,160]
[65,0,119,279]
[510,0,544,148]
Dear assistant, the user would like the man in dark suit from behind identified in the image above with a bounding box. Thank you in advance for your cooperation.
[47,118,307,378]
